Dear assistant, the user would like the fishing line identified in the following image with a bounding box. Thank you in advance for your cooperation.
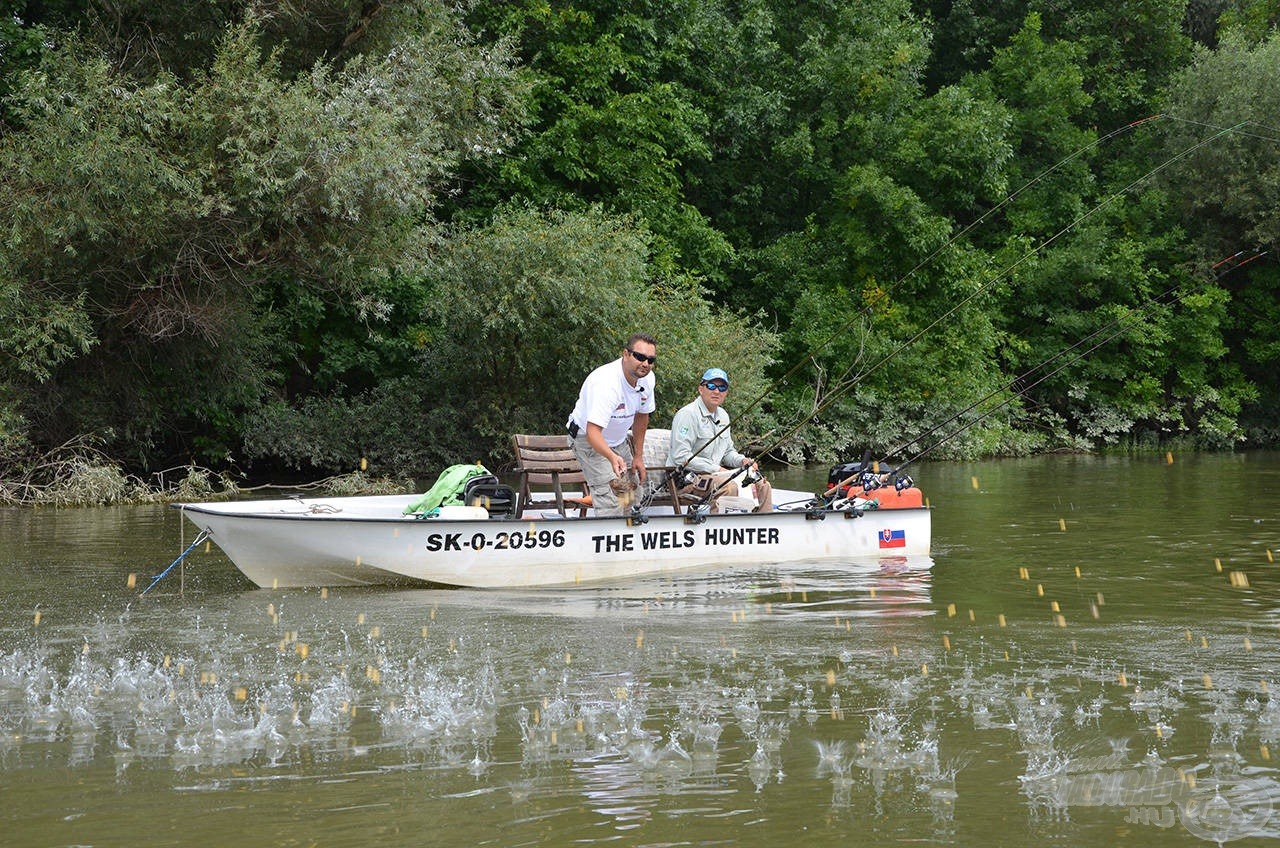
[876,286,1185,467]
[891,243,1262,456]
[674,115,1173,473]
[821,246,1267,497]
[749,119,1250,462]
[1156,115,1280,144]
[819,289,1184,498]
[881,247,1270,480]
[890,308,1178,474]
[738,117,1170,424]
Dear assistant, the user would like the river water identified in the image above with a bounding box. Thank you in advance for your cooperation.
[1,452,1278,847]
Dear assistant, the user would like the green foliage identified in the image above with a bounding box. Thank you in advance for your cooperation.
[243,379,471,475]
[415,205,778,464]
[1216,0,1280,44]
[0,6,525,468]
[1159,30,1280,445]
[1160,31,1280,254]
[1031,0,1190,130]
[973,13,1096,236]
[242,205,778,474]
[0,1,49,122]
[458,0,732,277]
[2,0,1278,486]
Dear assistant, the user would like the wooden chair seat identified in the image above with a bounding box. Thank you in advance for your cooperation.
[512,434,590,517]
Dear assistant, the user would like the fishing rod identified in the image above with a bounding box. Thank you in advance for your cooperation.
[884,249,1273,481]
[823,302,1176,504]
[817,290,1180,499]
[888,307,1176,477]
[822,245,1271,498]
[747,119,1251,468]
[671,117,1261,510]
[677,462,759,515]
[879,288,1184,467]
[806,117,1278,445]
[669,116,1175,477]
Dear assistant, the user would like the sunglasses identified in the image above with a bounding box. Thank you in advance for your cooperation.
[627,348,657,365]
[702,381,728,392]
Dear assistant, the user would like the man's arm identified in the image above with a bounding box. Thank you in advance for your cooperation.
[721,430,747,469]
[668,406,695,466]
[585,422,626,477]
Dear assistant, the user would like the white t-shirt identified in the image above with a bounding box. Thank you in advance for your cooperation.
[568,359,657,447]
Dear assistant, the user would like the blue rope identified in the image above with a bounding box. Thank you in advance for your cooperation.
[142,529,210,595]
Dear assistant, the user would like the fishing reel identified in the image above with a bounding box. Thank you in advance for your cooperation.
[672,467,698,489]
[684,502,711,524]
[894,474,914,492]
[741,466,763,486]
[859,471,883,491]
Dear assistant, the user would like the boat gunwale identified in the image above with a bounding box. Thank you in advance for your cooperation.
[172,501,930,525]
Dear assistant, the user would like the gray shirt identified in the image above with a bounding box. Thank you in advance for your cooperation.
[668,396,746,473]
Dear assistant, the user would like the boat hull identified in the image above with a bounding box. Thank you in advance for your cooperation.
[175,494,931,589]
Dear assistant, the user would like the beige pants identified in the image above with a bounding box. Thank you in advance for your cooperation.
[678,472,773,512]
[570,436,634,516]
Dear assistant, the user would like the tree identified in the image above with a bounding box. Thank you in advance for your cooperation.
[242,206,779,471]
[419,205,777,456]
[1159,30,1280,440]
[458,0,733,279]
[0,6,525,469]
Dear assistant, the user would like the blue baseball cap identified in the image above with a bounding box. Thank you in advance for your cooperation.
[701,368,729,385]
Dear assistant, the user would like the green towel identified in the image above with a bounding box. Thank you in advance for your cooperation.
[403,464,491,515]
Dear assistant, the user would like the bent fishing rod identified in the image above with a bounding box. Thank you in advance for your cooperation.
[815,292,1178,498]
[669,116,1178,481]
[823,246,1270,497]
[672,117,1265,504]
[886,308,1181,480]
[873,254,1275,485]
[734,119,1253,477]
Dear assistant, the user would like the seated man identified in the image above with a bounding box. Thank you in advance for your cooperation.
[668,367,773,512]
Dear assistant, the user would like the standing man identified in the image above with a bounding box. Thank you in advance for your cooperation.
[668,367,773,512]
[566,333,657,516]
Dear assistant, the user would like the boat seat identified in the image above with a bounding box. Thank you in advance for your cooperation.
[633,428,696,515]
[511,434,591,517]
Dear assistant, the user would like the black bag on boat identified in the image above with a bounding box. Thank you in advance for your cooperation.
[462,475,515,517]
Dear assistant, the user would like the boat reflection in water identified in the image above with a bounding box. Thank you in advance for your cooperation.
[355,554,938,621]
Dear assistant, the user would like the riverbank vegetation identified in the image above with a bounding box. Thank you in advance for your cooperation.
[2,1,1278,501]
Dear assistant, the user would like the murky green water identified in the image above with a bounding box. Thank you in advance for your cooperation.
[2,453,1278,847]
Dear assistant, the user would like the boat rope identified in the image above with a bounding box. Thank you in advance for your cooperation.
[141,528,210,595]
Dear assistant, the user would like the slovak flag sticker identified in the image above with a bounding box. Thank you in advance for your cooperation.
[879,528,906,549]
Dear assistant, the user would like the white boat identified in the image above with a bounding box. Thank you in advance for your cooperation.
[174,482,931,589]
